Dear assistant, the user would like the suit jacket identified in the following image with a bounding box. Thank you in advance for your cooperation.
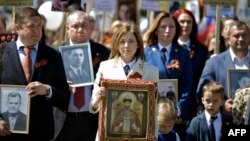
[185,41,208,120]
[2,111,27,131]
[0,41,70,140]
[196,50,235,105]
[53,40,110,140]
[65,65,91,84]
[144,43,193,120]
[90,57,159,113]
[186,112,230,141]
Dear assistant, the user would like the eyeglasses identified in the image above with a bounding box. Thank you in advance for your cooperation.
[222,13,238,19]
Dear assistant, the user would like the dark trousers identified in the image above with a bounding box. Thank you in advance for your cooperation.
[55,112,98,141]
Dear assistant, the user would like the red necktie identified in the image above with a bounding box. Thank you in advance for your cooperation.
[74,87,85,109]
[22,47,32,81]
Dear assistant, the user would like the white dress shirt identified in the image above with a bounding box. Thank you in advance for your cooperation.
[205,110,222,141]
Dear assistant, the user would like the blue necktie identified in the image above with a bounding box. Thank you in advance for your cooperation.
[161,48,167,64]
[209,116,217,141]
[124,65,130,76]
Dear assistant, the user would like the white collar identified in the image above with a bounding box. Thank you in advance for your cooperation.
[69,39,90,45]
[178,39,190,47]
[121,58,136,69]
[158,43,172,53]
[16,38,38,51]
[229,48,250,62]
[204,110,221,123]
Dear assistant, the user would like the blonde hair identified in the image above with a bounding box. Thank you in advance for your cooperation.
[157,99,177,123]
[109,24,144,60]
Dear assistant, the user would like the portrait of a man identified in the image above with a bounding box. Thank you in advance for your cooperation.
[66,48,91,83]
[111,95,141,134]
[60,44,94,87]
[1,92,27,131]
[228,69,250,98]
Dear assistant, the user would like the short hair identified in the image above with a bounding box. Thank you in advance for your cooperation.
[144,12,180,46]
[157,99,177,122]
[66,10,89,24]
[228,20,250,36]
[15,7,41,25]
[109,24,144,61]
[8,92,22,102]
[202,81,224,99]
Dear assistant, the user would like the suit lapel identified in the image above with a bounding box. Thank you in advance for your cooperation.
[8,43,27,82]
[150,45,170,78]
[112,57,127,79]
[225,50,235,68]
[129,58,144,77]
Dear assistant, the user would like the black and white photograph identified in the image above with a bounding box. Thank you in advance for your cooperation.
[59,43,94,87]
[227,69,250,99]
[158,79,178,105]
[0,85,30,134]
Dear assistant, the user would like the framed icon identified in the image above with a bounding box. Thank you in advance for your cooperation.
[157,79,178,105]
[59,43,94,87]
[227,69,250,99]
[0,85,30,134]
[98,79,157,141]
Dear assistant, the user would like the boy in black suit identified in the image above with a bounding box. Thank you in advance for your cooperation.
[187,81,226,141]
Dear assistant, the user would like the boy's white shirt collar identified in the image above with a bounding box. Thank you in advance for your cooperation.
[204,110,221,124]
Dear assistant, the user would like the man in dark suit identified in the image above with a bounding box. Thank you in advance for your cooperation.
[54,5,110,141]
[197,20,250,116]
[65,48,91,84]
[0,7,70,141]
[2,92,27,131]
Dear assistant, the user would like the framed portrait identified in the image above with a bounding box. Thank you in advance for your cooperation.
[98,79,157,141]
[227,69,250,99]
[0,85,30,134]
[158,79,178,105]
[59,43,94,87]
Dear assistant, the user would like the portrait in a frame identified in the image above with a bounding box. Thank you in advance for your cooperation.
[227,69,250,99]
[0,85,30,134]
[98,79,157,141]
[59,43,94,87]
[158,79,178,105]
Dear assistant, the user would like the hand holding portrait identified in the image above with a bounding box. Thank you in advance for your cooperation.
[0,120,11,136]
[224,98,233,116]
[26,81,49,97]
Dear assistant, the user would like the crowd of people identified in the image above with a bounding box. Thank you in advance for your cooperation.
[0,2,250,141]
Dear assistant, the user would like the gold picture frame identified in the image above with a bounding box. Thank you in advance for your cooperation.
[98,79,157,141]
[158,79,178,105]
[0,85,31,134]
[227,69,250,99]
